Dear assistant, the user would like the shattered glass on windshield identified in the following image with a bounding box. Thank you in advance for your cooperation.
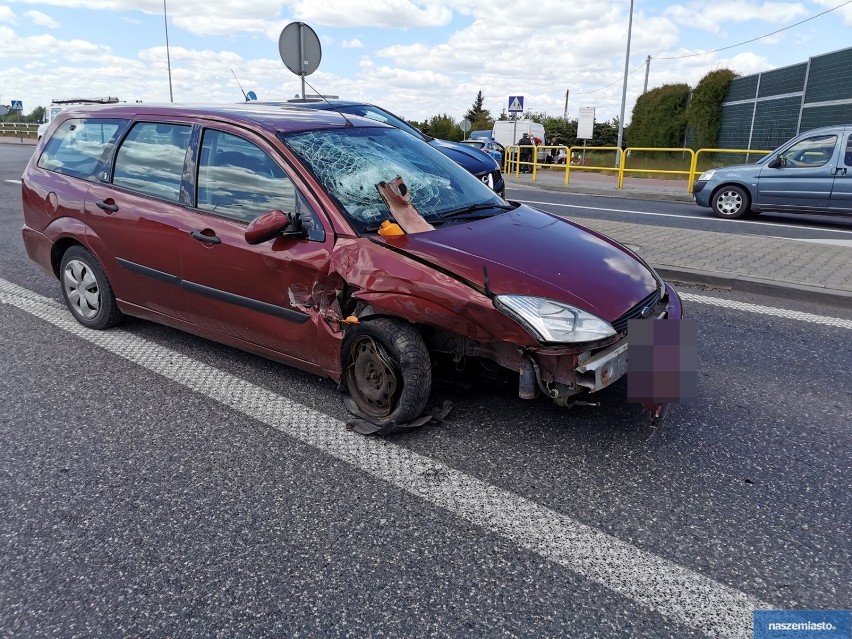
[282,127,499,228]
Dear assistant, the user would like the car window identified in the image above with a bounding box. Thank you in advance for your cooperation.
[112,122,192,202]
[781,134,837,168]
[37,118,125,180]
[337,105,424,139]
[281,126,501,229]
[196,130,299,224]
[844,134,852,167]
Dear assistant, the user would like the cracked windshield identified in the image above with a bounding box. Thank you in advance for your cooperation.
[281,127,502,229]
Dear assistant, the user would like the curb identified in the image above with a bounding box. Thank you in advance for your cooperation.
[504,176,695,204]
[0,138,37,146]
[652,265,852,309]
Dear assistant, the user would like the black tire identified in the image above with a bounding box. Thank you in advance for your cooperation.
[59,245,124,329]
[342,318,431,426]
[711,185,751,219]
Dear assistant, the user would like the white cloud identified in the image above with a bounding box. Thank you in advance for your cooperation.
[665,1,807,34]
[342,39,364,49]
[813,0,852,25]
[25,10,59,28]
[0,6,16,23]
[289,0,452,28]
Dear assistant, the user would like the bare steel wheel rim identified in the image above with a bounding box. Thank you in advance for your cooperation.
[717,190,743,216]
[63,259,100,319]
[347,336,400,419]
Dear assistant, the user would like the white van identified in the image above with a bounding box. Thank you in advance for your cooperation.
[37,97,120,139]
[492,119,547,162]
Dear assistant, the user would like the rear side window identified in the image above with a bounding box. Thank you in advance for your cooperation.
[112,122,192,202]
[37,118,125,180]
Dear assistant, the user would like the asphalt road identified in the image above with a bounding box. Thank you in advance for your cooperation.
[505,183,852,243]
[1,144,850,638]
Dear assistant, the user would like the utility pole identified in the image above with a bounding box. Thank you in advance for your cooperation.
[563,89,569,119]
[643,55,651,94]
[616,0,634,166]
[164,0,174,102]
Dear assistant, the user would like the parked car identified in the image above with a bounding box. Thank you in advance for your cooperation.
[459,137,505,164]
[271,99,505,198]
[22,103,683,431]
[693,124,852,218]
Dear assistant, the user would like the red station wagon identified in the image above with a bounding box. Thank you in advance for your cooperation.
[21,104,684,432]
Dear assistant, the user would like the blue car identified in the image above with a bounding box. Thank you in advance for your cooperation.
[693,124,852,219]
[278,99,505,198]
[460,138,505,165]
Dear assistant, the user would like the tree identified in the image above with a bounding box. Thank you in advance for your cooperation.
[627,83,690,147]
[686,69,738,148]
[464,90,493,132]
[421,114,463,141]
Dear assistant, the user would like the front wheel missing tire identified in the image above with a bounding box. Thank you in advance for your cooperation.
[341,318,431,427]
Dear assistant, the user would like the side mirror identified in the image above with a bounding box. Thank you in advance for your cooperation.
[767,156,782,169]
[245,210,291,245]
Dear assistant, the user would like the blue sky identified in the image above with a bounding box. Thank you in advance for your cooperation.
[1,0,851,124]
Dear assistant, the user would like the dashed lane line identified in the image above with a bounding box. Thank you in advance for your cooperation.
[681,292,852,330]
[0,276,770,639]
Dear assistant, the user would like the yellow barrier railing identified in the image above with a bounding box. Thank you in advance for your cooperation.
[504,144,773,192]
[688,148,771,191]
[617,147,696,189]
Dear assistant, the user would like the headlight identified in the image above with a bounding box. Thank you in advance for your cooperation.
[495,295,616,343]
[698,169,716,181]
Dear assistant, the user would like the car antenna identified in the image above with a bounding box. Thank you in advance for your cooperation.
[231,69,249,102]
[301,75,353,127]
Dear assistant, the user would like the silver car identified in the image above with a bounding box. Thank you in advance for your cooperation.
[693,125,852,219]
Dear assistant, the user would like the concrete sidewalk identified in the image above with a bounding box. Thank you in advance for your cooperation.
[505,170,852,308]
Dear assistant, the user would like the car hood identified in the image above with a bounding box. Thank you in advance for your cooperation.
[378,205,660,321]
[430,138,501,174]
[707,163,763,179]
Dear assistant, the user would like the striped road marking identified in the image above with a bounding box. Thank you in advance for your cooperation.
[4,179,21,184]
[680,292,852,330]
[0,276,781,638]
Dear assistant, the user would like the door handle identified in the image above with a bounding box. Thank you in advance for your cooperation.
[832,167,848,176]
[190,229,221,244]
[95,199,119,213]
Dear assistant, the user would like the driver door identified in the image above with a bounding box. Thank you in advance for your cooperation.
[178,126,332,366]
[757,132,839,211]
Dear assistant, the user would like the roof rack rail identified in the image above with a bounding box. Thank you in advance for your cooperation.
[50,97,121,105]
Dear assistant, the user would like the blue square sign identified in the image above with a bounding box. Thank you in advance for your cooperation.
[11,100,23,112]
[508,95,524,113]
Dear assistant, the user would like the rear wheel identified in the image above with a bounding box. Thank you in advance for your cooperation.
[712,185,750,219]
[342,318,431,426]
[59,246,124,329]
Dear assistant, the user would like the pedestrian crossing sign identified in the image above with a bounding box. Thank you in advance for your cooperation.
[508,95,524,113]
[11,100,23,112]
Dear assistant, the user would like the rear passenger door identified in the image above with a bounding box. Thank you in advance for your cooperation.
[178,126,332,367]
[828,131,852,215]
[85,120,194,321]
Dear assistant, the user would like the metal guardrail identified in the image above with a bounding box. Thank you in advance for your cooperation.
[504,145,773,192]
[0,122,39,138]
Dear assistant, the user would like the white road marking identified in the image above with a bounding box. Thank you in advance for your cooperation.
[0,276,768,639]
[514,198,852,236]
[778,237,852,248]
[3,179,21,184]
[681,292,852,330]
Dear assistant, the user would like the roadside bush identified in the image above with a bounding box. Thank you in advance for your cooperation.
[627,83,690,148]
[686,69,738,149]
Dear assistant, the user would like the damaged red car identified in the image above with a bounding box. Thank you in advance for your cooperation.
[21,104,683,432]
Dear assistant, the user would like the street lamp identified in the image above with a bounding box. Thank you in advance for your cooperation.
[164,0,174,102]
[616,0,634,164]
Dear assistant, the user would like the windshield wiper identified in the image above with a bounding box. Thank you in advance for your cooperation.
[436,202,515,220]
